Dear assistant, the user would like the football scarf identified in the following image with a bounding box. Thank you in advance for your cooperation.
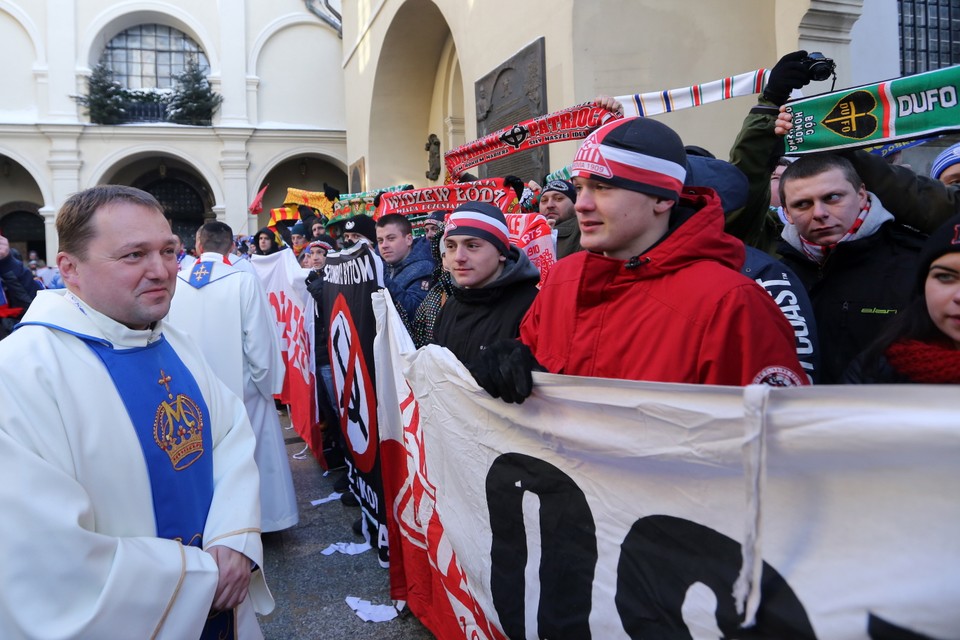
[444,103,619,180]
[616,68,770,117]
[784,65,960,155]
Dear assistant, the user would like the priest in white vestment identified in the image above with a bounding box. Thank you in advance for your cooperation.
[0,186,273,639]
[168,221,299,532]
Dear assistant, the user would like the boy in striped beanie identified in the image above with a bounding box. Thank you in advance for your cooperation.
[433,201,540,366]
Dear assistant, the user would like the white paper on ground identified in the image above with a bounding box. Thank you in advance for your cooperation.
[321,541,371,556]
[344,596,400,623]
[310,492,342,506]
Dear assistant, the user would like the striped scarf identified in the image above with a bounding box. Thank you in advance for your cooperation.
[798,198,871,264]
[616,69,769,117]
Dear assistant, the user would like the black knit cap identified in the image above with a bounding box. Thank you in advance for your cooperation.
[916,212,960,290]
[572,116,687,201]
[541,179,577,204]
[444,202,511,256]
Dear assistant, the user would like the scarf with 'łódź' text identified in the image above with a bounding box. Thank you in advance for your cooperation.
[379,178,520,217]
[886,338,960,384]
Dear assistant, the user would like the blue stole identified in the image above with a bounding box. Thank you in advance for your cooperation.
[84,335,236,639]
[187,261,217,288]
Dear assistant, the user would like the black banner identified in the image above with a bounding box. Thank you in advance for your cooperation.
[323,242,390,566]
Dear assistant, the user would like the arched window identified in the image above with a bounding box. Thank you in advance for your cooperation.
[101,25,210,90]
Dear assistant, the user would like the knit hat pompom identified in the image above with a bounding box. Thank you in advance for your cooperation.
[571,117,687,201]
[443,202,510,255]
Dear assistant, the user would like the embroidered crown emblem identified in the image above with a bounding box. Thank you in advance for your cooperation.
[154,370,205,470]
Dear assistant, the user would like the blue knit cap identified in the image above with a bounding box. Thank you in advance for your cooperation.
[930,142,960,180]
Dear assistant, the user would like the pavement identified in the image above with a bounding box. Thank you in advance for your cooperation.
[256,423,436,640]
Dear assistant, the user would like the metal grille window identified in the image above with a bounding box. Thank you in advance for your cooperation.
[101,25,210,90]
[900,0,960,74]
[147,179,205,221]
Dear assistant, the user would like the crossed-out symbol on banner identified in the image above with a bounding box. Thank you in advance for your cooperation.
[330,293,377,473]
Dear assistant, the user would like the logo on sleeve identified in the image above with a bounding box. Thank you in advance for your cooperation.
[752,366,804,387]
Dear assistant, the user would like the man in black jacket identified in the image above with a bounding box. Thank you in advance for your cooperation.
[432,202,540,367]
[777,154,925,383]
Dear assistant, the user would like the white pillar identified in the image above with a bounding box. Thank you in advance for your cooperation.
[45,0,78,122]
[216,127,254,235]
[39,206,58,262]
[39,124,83,217]
[217,0,249,125]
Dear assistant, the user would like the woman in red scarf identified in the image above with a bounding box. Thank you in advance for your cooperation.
[845,213,960,384]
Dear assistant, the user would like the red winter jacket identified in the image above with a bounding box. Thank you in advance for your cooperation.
[520,188,807,387]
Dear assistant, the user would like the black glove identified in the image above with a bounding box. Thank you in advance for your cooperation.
[305,270,324,302]
[467,339,541,404]
[503,175,526,200]
[762,50,810,106]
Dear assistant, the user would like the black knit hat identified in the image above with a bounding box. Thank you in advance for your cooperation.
[541,179,577,204]
[444,202,510,255]
[572,116,687,201]
[337,214,377,243]
[917,213,960,290]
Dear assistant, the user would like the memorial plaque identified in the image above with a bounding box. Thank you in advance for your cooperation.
[474,38,548,182]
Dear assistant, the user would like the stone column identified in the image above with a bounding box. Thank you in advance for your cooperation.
[217,0,249,126]
[216,127,255,235]
[39,124,84,256]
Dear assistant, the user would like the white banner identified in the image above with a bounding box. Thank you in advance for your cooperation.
[374,297,960,640]
[250,251,319,452]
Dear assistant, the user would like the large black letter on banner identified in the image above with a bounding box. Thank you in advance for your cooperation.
[868,614,942,640]
[616,515,816,639]
[486,453,597,639]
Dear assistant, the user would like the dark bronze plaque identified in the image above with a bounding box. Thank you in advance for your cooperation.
[474,37,548,182]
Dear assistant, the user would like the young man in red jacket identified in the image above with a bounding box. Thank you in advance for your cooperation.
[471,117,807,402]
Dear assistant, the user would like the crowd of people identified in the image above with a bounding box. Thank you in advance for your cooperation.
[0,49,958,638]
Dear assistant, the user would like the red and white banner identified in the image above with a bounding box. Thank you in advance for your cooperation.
[374,294,960,640]
[505,213,555,287]
[250,251,320,459]
[444,103,619,180]
[379,178,520,218]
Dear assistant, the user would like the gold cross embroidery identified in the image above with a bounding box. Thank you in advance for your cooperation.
[158,370,173,399]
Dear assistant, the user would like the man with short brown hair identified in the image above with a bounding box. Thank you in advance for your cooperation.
[0,185,272,638]
[777,154,925,382]
[470,117,806,402]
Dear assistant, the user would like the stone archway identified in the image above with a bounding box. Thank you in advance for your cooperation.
[133,171,211,250]
[95,154,215,251]
[254,154,349,229]
[368,0,458,188]
[0,203,44,259]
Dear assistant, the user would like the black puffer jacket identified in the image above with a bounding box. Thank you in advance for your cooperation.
[778,221,925,384]
[432,247,540,367]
